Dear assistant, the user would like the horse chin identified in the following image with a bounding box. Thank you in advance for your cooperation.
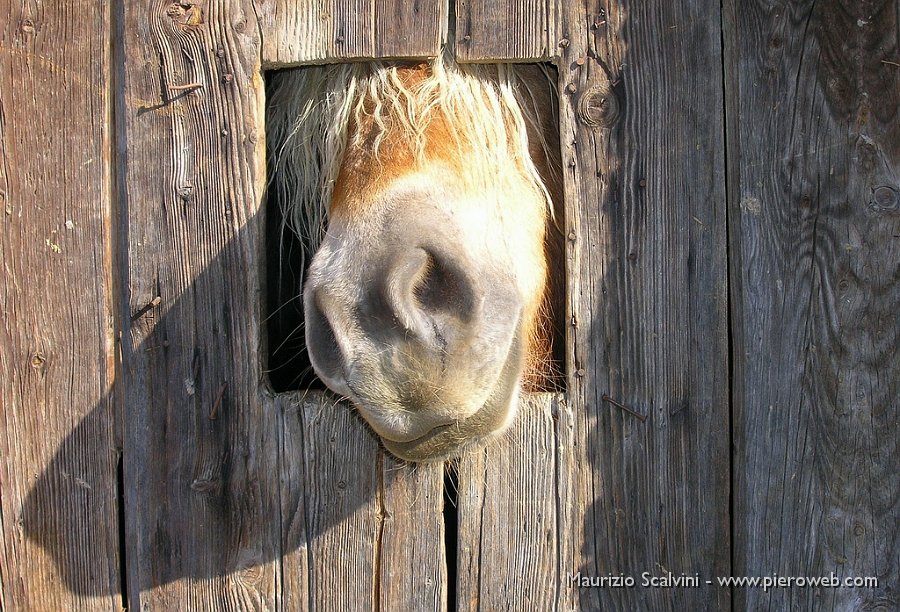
[377,333,524,463]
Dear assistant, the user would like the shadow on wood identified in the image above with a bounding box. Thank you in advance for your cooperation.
[19,400,120,597]
[20,211,445,607]
[558,2,732,609]
[728,1,899,609]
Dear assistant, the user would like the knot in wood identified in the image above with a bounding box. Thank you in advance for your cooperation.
[871,185,898,213]
[236,564,263,585]
[576,82,619,129]
[167,1,203,28]
[190,478,222,494]
[177,184,194,201]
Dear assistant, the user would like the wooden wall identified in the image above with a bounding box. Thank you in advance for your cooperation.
[1,2,120,609]
[1,0,896,610]
[727,1,899,609]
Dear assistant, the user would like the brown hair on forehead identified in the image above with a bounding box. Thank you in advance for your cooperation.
[328,67,477,219]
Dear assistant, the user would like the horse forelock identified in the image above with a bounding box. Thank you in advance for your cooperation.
[268,56,559,254]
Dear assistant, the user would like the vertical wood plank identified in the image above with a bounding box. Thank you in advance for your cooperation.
[257,0,448,67]
[119,1,280,608]
[279,393,377,609]
[279,392,446,611]
[378,452,447,610]
[455,393,575,611]
[455,0,560,62]
[727,1,899,609]
[560,1,730,609]
[0,1,120,609]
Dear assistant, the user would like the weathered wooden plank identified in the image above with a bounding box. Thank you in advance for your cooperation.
[454,0,560,62]
[726,1,899,609]
[279,392,446,611]
[559,1,730,609]
[0,2,120,609]
[119,1,281,608]
[258,0,448,67]
[378,450,447,609]
[455,393,576,611]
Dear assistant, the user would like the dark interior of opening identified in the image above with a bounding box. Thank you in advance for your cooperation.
[264,64,566,393]
[443,460,459,609]
[264,128,319,392]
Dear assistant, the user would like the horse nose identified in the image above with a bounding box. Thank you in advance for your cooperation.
[303,283,354,398]
[303,244,482,398]
[381,246,479,340]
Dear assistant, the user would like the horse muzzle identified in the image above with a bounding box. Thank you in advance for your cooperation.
[302,201,525,462]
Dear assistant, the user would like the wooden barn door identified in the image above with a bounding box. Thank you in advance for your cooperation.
[725,1,898,609]
[0,2,121,610]
[115,0,449,609]
[2,0,896,611]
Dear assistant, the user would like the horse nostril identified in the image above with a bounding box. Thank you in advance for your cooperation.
[413,249,477,323]
[378,247,478,342]
[303,288,347,389]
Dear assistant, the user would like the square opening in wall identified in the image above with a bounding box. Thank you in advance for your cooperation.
[264,61,565,395]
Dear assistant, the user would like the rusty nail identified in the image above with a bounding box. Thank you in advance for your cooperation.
[131,296,161,321]
[169,82,203,91]
[602,394,647,422]
[209,383,227,419]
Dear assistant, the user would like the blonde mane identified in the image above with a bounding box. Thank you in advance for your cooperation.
[266,56,558,260]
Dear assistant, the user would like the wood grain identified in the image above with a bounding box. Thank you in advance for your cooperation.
[279,392,446,611]
[455,393,576,611]
[378,448,447,610]
[455,0,560,62]
[726,0,899,609]
[0,2,120,609]
[559,1,731,609]
[118,1,280,607]
[258,0,447,67]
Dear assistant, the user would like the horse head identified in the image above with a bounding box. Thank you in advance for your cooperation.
[268,59,560,461]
